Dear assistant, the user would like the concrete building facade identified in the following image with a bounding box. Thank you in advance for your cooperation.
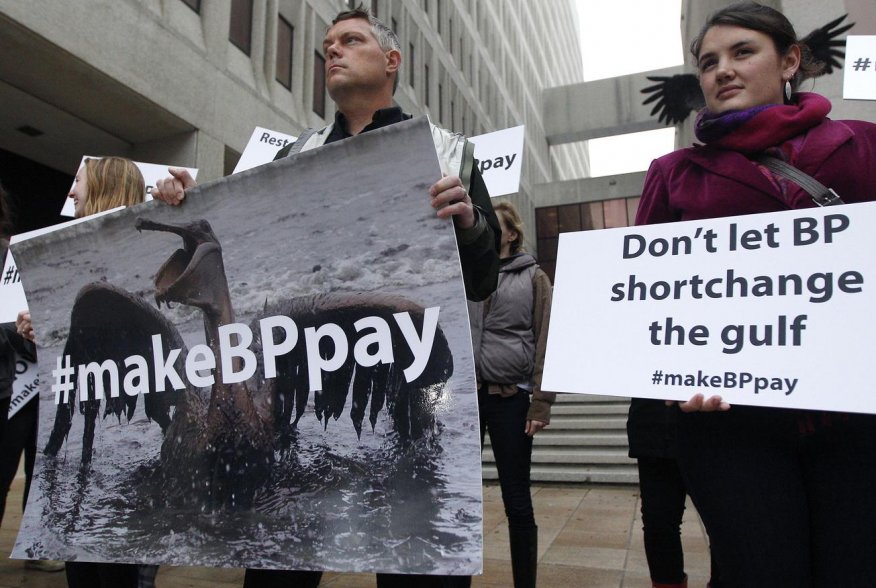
[0,0,587,239]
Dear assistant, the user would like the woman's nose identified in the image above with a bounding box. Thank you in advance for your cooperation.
[715,59,734,81]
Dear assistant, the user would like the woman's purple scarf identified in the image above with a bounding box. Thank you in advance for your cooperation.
[694,93,832,153]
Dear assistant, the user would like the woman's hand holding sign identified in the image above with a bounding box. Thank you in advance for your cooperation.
[669,394,731,413]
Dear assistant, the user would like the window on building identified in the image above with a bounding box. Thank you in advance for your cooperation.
[534,199,640,282]
[313,52,326,118]
[436,1,441,34]
[181,0,200,12]
[391,17,398,34]
[276,16,294,90]
[424,64,430,106]
[438,83,444,124]
[372,0,378,17]
[229,0,253,55]
[408,42,415,87]
[449,19,453,55]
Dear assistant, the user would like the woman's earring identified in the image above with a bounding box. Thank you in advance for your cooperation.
[784,80,792,102]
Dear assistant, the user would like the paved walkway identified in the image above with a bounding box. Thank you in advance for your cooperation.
[0,472,712,587]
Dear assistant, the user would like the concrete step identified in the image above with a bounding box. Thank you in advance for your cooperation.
[478,393,634,485]
[551,402,630,416]
[486,433,629,448]
[483,463,639,485]
[553,394,630,404]
[544,415,628,430]
[482,447,634,465]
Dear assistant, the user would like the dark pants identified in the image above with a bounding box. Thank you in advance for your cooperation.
[0,397,37,524]
[637,456,686,584]
[479,387,535,530]
[677,407,876,588]
[65,561,139,587]
[243,569,470,587]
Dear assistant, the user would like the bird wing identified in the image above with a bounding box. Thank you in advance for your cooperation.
[251,292,453,441]
[44,282,190,455]
[801,14,854,76]
[640,73,704,126]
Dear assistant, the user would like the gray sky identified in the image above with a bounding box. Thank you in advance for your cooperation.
[576,0,684,176]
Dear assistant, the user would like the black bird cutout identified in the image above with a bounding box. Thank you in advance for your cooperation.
[43,218,453,508]
[641,14,855,125]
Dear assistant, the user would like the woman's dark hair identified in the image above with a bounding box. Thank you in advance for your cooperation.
[690,1,823,89]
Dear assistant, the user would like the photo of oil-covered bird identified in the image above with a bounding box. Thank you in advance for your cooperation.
[43,217,453,509]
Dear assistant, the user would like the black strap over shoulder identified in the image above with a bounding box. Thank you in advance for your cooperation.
[756,155,844,207]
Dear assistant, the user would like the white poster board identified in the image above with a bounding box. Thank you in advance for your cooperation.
[543,203,876,414]
[0,252,24,324]
[61,158,199,217]
[233,127,298,173]
[843,36,876,100]
[469,125,525,197]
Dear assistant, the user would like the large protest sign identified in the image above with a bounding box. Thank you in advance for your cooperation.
[12,118,482,575]
[60,158,199,217]
[843,36,876,100]
[543,203,876,414]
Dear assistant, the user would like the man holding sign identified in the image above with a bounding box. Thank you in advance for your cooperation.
[155,6,498,588]
[156,9,499,308]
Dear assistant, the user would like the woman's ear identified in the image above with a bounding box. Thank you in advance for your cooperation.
[782,44,802,82]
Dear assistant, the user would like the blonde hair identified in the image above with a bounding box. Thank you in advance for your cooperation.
[493,200,525,254]
[82,157,145,216]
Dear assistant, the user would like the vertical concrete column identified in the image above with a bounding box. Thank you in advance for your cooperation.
[251,0,269,93]
[263,0,279,93]
[194,130,226,182]
[201,0,231,69]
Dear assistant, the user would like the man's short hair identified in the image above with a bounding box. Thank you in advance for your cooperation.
[332,4,401,94]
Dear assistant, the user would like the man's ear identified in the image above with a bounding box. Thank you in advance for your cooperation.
[386,48,401,75]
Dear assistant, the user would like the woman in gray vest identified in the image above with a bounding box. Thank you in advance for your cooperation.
[468,200,554,588]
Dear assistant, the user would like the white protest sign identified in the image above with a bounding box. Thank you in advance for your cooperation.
[1,209,125,322]
[9,353,38,418]
[0,252,24,323]
[232,127,298,174]
[61,158,198,217]
[469,125,524,197]
[543,202,876,414]
[843,36,876,100]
